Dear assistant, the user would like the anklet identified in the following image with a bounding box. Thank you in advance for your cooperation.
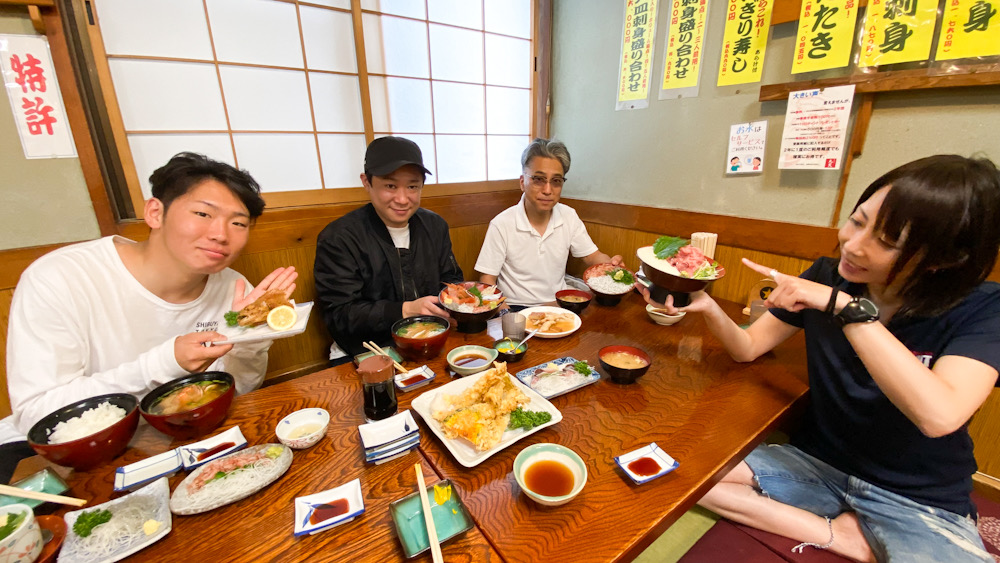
[791,516,835,553]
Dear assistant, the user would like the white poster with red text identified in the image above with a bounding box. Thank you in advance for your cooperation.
[1,34,76,158]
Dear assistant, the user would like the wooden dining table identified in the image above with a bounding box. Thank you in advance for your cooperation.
[18,293,809,562]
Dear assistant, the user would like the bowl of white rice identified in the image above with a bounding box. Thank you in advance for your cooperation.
[27,393,139,470]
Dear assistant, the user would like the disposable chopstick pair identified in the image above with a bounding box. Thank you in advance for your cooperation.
[413,464,443,563]
[362,341,407,374]
[0,483,87,507]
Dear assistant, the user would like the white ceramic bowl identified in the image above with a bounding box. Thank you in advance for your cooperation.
[0,504,43,563]
[276,408,330,449]
[446,345,499,376]
[513,443,587,507]
[646,304,686,326]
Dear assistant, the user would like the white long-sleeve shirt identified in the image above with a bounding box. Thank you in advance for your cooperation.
[1,236,269,442]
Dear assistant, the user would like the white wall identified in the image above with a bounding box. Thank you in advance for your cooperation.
[550,0,1000,228]
[0,8,100,250]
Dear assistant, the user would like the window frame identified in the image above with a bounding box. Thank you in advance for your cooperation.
[68,0,551,218]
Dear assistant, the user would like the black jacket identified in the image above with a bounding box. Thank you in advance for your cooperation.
[314,204,464,356]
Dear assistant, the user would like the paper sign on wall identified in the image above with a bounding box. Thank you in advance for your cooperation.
[935,0,1000,60]
[717,0,775,86]
[859,0,939,67]
[1,34,76,159]
[660,0,710,97]
[791,0,860,73]
[726,120,767,174]
[617,0,660,110]
[778,85,855,170]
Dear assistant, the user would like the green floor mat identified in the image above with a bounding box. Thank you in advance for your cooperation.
[634,505,720,563]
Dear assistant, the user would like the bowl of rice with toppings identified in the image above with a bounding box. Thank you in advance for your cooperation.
[637,236,726,306]
[583,264,635,306]
[438,281,505,333]
[27,393,139,470]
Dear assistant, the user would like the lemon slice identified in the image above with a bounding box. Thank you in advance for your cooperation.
[267,305,297,331]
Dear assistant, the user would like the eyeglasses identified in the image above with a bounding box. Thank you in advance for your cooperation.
[528,175,565,189]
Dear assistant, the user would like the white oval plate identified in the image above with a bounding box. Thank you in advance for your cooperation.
[169,444,292,515]
[518,306,581,339]
[410,370,562,468]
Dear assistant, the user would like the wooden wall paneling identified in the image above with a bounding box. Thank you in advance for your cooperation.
[0,289,13,418]
[565,198,840,261]
[450,224,490,279]
[970,392,1000,477]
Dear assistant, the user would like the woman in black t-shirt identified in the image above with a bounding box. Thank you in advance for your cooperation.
[641,155,1000,562]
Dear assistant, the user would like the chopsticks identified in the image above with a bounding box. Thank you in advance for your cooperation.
[363,341,407,374]
[0,484,86,507]
[414,464,443,563]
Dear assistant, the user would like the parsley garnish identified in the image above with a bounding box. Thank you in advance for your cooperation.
[73,508,112,538]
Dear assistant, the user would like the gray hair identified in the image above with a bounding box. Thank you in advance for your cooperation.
[521,138,571,175]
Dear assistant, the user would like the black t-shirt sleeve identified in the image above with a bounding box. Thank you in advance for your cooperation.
[939,285,1000,375]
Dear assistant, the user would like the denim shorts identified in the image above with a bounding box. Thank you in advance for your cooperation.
[744,443,992,562]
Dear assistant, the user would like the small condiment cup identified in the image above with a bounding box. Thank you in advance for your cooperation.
[513,443,587,507]
[276,408,330,449]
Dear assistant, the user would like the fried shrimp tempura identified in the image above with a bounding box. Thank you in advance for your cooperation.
[431,363,529,451]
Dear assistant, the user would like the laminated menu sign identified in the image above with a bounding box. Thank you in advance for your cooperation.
[0,34,76,158]
[934,0,1000,60]
[660,0,710,98]
[791,0,859,73]
[617,0,659,110]
[778,85,855,170]
[859,0,939,67]
[726,120,767,174]
[716,0,775,86]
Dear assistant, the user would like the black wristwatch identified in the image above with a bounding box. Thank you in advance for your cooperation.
[834,296,879,327]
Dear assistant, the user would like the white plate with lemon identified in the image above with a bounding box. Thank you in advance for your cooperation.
[214,301,313,345]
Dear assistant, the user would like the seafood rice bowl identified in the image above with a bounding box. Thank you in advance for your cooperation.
[439,282,504,314]
[438,282,505,333]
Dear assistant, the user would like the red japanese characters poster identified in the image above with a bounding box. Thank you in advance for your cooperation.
[1,34,76,158]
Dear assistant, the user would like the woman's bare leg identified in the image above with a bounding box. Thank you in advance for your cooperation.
[698,462,876,562]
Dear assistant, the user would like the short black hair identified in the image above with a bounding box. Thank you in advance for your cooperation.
[149,152,265,218]
[853,154,1000,317]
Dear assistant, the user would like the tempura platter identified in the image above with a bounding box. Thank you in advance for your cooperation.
[411,370,562,468]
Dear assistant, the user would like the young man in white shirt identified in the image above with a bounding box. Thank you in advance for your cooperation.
[475,138,623,307]
[1,153,296,478]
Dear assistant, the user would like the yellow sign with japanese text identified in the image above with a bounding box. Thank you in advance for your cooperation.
[935,0,1000,60]
[791,0,860,73]
[618,0,659,107]
[662,0,710,90]
[859,0,938,66]
[717,0,776,85]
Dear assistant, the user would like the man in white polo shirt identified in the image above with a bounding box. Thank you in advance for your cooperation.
[475,138,623,307]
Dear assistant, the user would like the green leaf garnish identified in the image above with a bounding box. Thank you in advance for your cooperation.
[73,509,112,538]
[610,268,634,285]
[224,311,239,327]
[468,286,483,306]
[573,361,592,375]
[507,407,553,430]
[653,236,688,260]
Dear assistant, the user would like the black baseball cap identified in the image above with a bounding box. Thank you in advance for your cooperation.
[364,136,432,177]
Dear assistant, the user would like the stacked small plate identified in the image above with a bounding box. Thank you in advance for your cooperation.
[358,410,419,464]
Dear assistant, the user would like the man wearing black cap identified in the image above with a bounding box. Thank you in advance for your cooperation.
[314,136,464,359]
